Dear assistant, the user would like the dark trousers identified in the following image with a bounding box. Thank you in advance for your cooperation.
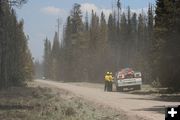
[105,81,112,92]
[109,81,112,91]
[104,81,108,91]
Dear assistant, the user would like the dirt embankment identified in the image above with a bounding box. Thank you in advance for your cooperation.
[36,80,180,120]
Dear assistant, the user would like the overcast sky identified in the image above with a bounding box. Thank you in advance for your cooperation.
[15,0,156,62]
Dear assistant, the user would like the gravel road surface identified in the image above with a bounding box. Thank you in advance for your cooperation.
[36,80,180,120]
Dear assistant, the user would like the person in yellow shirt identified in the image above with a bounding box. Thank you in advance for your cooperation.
[104,72,110,91]
[109,72,114,91]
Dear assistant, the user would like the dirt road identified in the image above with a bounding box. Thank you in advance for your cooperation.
[36,80,180,120]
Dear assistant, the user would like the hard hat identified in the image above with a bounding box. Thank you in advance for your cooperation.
[110,72,113,75]
[106,72,110,74]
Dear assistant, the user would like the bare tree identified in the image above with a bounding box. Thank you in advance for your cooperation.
[0,0,27,7]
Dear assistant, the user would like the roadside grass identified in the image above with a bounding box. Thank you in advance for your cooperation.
[0,82,122,120]
[128,85,180,102]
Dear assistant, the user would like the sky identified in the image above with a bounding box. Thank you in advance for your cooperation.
[15,0,156,62]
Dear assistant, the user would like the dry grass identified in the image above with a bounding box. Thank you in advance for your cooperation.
[0,82,122,120]
[128,85,180,102]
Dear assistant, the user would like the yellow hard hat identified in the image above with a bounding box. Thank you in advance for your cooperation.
[110,72,112,75]
[106,72,110,74]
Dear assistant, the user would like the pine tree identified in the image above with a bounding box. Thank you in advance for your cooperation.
[95,12,108,80]
[63,16,73,81]
[85,11,89,31]
[126,6,132,66]
[43,38,51,79]
[119,12,128,67]
[52,32,60,81]
[52,32,60,57]
[89,10,100,81]
[71,3,84,81]
[117,0,121,34]
[99,12,108,53]
[153,0,180,89]
[108,14,115,47]
[131,13,138,47]
[0,1,33,88]
[107,13,117,71]
[34,60,43,79]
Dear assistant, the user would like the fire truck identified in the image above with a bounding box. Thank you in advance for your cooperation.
[114,68,142,92]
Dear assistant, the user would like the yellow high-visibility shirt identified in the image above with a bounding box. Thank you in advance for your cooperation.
[105,75,109,81]
[109,75,113,81]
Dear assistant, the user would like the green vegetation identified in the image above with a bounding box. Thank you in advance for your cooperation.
[0,83,123,120]
[0,0,34,89]
[128,84,180,102]
[152,0,180,90]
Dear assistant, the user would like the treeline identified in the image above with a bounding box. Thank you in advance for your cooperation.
[43,3,154,82]
[0,0,34,89]
[43,0,180,90]
[34,60,43,79]
[152,0,180,90]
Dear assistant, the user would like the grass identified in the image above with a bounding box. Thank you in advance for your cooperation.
[128,84,180,102]
[0,82,122,120]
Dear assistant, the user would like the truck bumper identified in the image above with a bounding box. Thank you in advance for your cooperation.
[116,79,142,87]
